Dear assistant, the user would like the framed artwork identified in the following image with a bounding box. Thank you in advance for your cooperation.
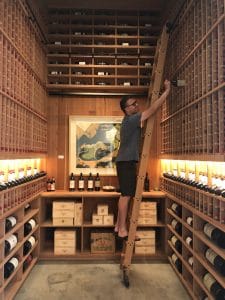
[69,116,122,175]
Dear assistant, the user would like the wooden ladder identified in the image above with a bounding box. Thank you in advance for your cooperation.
[120,24,170,287]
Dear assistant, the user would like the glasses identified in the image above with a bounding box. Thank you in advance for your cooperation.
[126,101,138,108]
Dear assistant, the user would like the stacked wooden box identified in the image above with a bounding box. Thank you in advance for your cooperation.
[138,202,157,225]
[92,204,114,225]
[54,229,76,255]
[135,230,156,254]
[52,201,83,225]
[90,232,115,254]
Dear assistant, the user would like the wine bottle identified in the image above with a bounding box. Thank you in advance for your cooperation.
[171,253,182,273]
[171,235,182,253]
[171,79,186,87]
[94,173,101,191]
[185,236,193,248]
[171,219,182,235]
[171,203,182,217]
[87,173,94,191]
[47,178,51,192]
[144,173,150,191]
[5,234,18,255]
[205,248,225,276]
[188,256,193,268]
[4,256,19,279]
[203,223,225,249]
[186,216,193,227]
[23,254,33,272]
[78,173,84,191]
[203,272,225,299]
[5,216,17,233]
[24,203,31,213]
[51,177,56,191]
[69,172,75,191]
[23,236,36,255]
[24,219,36,236]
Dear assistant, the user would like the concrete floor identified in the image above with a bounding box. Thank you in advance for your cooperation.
[15,262,190,300]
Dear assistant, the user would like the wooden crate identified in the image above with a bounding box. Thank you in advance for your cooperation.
[90,232,115,254]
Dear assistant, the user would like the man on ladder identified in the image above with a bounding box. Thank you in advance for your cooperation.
[115,79,171,240]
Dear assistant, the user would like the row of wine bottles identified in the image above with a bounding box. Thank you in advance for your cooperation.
[5,234,36,257]
[163,172,225,196]
[69,172,101,191]
[5,218,37,255]
[4,253,33,279]
[171,254,225,299]
[0,171,47,191]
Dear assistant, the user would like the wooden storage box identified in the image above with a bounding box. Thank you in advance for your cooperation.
[74,202,83,225]
[53,201,74,218]
[97,204,108,216]
[92,214,103,225]
[140,202,157,210]
[54,229,76,255]
[138,215,157,224]
[137,230,156,239]
[103,214,114,225]
[139,209,157,217]
[135,245,155,255]
[91,232,115,254]
[53,218,74,226]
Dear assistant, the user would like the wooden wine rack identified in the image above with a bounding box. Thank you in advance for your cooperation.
[0,0,47,157]
[46,7,161,93]
[161,0,225,159]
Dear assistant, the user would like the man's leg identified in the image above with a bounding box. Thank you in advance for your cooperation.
[118,195,130,238]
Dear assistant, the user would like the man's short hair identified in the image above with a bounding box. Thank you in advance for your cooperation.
[120,96,130,113]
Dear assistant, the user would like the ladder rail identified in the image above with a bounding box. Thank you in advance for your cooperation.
[121,24,170,269]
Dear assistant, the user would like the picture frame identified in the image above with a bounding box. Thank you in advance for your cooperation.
[69,116,122,176]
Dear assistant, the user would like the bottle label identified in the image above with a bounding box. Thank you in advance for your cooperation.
[203,273,216,291]
[171,253,178,263]
[204,223,215,238]
[9,257,19,269]
[7,235,18,250]
[7,216,17,227]
[88,181,93,189]
[28,236,36,247]
[28,219,36,230]
[95,181,100,188]
[69,181,75,189]
[171,236,177,245]
[79,181,84,189]
[171,203,178,212]
[188,256,193,266]
[186,217,193,226]
[205,249,216,265]
[186,237,192,246]
[171,219,178,229]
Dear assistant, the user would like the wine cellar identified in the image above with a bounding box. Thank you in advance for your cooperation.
[0,0,225,299]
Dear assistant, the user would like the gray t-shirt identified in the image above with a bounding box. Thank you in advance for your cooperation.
[116,112,141,162]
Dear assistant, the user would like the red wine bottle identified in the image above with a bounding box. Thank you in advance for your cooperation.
[171,203,182,217]
[94,173,101,191]
[171,235,182,253]
[23,236,36,255]
[4,256,19,278]
[24,219,36,236]
[186,216,193,227]
[5,234,18,255]
[185,236,193,248]
[23,254,33,272]
[87,173,94,191]
[205,248,225,276]
[78,173,84,191]
[5,216,17,233]
[203,272,225,299]
[171,219,182,235]
[171,253,182,273]
[204,223,225,249]
[69,172,75,191]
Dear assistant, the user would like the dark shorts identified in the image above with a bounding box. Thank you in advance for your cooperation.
[116,161,137,197]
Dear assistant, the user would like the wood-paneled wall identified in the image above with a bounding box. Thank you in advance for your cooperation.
[47,95,161,190]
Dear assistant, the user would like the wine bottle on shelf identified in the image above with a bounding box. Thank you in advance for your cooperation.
[203,272,225,299]
[185,236,193,248]
[78,173,84,191]
[24,203,31,213]
[87,173,94,191]
[186,216,193,227]
[4,256,19,279]
[51,177,56,191]
[203,223,225,249]
[188,256,193,268]
[94,173,101,191]
[171,203,182,217]
[205,248,225,276]
[5,216,17,233]
[69,172,75,191]
[144,173,150,191]
[5,234,18,256]
[171,219,182,235]
[23,254,33,272]
[24,219,36,236]
[23,236,36,255]
[171,235,182,253]
[47,178,51,192]
[171,253,182,273]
